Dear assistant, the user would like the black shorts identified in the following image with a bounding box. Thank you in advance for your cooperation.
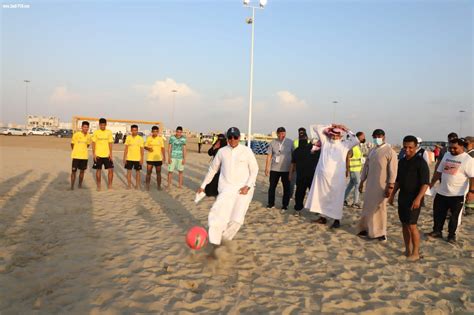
[147,161,163,167]
[72,159,88,171]
[93,157,114,169]
[398,192,421,225]
[125,161,142,170]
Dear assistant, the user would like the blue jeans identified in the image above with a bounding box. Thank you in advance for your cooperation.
[344,171,361,204]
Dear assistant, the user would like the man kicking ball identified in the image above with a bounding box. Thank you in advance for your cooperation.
[197,127,259,249]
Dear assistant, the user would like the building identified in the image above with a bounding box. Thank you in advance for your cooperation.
[27,115,59,129]
[58,122,72,130]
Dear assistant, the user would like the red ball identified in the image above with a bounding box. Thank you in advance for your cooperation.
[186,226,208,250]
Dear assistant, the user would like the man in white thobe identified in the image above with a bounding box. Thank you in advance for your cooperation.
[197,127,259,246]
[305,124,359,228]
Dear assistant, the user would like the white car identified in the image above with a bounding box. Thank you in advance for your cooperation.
[3,128,28,136]
[28,127,53,136]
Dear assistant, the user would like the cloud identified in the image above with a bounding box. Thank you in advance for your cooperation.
[50,86,81,104]
[134,78,198,104]
[276,90,308,109]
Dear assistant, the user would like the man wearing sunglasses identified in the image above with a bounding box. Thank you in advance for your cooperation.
[197,127,259,249]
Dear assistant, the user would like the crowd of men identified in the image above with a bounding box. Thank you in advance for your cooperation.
[70,118,186,192]
[260,125,473,261]
[69,118,474,261]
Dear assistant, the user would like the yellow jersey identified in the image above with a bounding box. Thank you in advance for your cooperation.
[125,135,144,161]
[145,136,165,161]
[71,131,92,160]
[92,129,113,158]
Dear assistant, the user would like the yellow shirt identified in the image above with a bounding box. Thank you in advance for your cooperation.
[71,131,92,160]
[125,135,144,161]
[145,136,165,161]
[92,129,113,158]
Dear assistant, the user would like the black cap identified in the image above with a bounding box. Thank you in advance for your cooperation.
[277,127,286,133]
[298,127,306,132]
[372,129,385,137]
[227,127,240,138]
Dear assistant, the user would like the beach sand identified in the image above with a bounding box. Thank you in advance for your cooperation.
[1,136,473,314]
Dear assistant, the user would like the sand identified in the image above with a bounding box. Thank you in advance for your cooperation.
[0,136,473,314]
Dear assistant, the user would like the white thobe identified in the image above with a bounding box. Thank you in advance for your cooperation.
[200,144,259,245]
[305,125,359,220]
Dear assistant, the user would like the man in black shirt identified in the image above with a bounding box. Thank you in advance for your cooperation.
[289,134,321,217]
[389,135,430,261]
[466,136,474,158]
[435,132,458,170]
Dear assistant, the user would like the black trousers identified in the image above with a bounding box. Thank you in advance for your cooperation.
[294,175,313,211]
[268,171,291,208]
[433,194,464,237]
[198,143,202,153]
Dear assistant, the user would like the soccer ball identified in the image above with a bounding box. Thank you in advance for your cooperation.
[186,226,208,250]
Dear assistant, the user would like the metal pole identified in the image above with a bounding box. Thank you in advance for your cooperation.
[459,110,465,135]
[171,89,177,129]
[24,80,30,128]
[247,7,255,147]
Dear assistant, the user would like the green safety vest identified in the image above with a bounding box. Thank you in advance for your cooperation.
[349,145,363,172]
[294,139,309,149]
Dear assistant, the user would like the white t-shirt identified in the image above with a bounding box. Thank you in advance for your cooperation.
[437,152,474,197]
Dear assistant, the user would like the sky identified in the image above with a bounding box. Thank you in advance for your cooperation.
[1,0,473,142]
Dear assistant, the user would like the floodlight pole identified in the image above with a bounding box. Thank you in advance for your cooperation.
[24,80,30,128]
[459,110,465,135]
[244,2,265,147]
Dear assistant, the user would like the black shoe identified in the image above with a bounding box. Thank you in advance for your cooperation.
[282,206,288,210]
[312,217,327,224]
[377,235,387,242]
[331,220,340,229]
[344,201,349,206]
[357,230,368,237]
[266,204,275,209]
[447,236,456,244]
[426,231,443,239]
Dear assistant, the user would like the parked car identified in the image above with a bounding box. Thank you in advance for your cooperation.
[54,129,73,138]
[28,127,53,136]
[3,128,28,136]
[0,127,8,134]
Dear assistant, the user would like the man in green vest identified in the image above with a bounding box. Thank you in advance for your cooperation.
[344,131,366,208]
[198,133,203,154]
[293,127,308,149]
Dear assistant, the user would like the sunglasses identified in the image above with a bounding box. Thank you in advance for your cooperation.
[227,135,239,140]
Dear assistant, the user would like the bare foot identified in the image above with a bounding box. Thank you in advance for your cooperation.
[407,254,420,261]
[404,250,410,257]
[97,187,101,192]
[70,186,74,191]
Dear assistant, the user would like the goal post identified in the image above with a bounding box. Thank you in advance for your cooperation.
[72,116,164,134]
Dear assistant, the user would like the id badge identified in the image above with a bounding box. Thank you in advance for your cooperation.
[275,155,281,163]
